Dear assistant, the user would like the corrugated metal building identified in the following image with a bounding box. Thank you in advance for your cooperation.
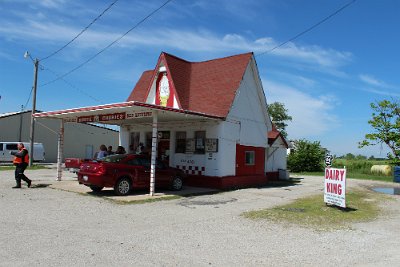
[0,110,118,162]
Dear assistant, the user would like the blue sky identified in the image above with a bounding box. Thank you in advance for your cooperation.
[0,0,399,157]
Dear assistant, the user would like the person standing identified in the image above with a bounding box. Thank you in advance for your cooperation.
[10,143,32,188]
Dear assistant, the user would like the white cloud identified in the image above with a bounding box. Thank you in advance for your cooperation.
[359,74,387,87]
[363,88,400,97]
[263,80,339,138]
[0,15,353,72]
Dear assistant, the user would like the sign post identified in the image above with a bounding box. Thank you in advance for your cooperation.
[324,167,346,208]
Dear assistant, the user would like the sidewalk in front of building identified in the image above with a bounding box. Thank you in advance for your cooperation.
[27,165,220,202]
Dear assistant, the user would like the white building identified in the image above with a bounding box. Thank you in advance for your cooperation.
[34,52,288,188]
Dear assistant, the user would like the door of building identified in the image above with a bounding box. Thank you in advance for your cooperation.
[235,144,265,176]
[157,131,170,164]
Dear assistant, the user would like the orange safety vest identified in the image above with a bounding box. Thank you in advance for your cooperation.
[13,148,29,164]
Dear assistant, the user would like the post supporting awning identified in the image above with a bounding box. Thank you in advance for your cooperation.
[150,111,158,196]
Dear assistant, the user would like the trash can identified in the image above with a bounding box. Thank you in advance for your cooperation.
[394,166,400,183]
[278,169,289,180]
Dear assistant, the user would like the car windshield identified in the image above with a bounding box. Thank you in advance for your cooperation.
[100,154,127,163]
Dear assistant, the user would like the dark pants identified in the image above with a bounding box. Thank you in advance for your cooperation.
[15,163,30,186]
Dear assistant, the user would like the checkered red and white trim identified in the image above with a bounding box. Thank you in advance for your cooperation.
[176,165,205,175]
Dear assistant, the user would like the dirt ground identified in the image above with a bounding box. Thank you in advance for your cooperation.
[1,168,400,266]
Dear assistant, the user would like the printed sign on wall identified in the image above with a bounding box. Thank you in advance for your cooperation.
[205,139,218,152]
[324,168,346,208]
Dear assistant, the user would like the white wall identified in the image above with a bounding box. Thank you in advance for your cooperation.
[119,120,239,177]
[227,60,271,148]
[266,136,288,172]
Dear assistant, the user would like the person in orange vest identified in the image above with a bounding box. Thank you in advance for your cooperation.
[10,143,32,188]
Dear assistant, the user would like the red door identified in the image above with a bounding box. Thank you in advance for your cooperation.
[236,144,265,176]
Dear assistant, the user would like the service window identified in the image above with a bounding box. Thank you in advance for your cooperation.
[195,131,205,154]
[245,151,255,165]
[6,144,18,150]
[175,131,186,153]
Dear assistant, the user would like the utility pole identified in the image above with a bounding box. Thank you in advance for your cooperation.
[18,105,24,142]
[28,58,39,166]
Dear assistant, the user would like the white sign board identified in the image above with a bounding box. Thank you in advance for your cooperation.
[324,168,346,208]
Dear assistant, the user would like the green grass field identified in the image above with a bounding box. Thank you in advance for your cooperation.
[242,189,392,230]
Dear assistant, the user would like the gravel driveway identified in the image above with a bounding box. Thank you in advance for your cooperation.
[1,168,400,266]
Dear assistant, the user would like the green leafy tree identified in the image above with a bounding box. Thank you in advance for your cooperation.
[268,102,292,138]
[356,154,367,160]
[288,139,325,172]
[359,99,400,165]
[344,153,355,160]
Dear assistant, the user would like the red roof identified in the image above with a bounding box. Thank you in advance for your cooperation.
[127,52,253,118]
[268,124,289,148]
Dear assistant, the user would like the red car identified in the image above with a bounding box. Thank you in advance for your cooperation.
[77,154,185,196]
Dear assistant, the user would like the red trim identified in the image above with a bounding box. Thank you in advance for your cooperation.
[32,101,225,120]
[155,72,175,107]
[143,53,182,109]
[161,53,183,108]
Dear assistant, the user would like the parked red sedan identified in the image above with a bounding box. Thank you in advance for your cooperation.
[77,154,185,196]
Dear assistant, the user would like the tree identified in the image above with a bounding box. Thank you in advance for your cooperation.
[344,153,355,160]
[268,102,292,138]
[288,139,325,172]
[359,99,400,164]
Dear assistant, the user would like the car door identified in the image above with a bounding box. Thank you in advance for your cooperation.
[126,157,149,188]
[154,160,172,187]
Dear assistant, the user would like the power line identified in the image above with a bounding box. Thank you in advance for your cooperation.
[40,0,120,62]
[24,86,34,109]
[40,63,102,103]
[256,0,356,57]
[41,0,173,87]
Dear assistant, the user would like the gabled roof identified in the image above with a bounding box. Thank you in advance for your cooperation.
[127,52,253,118]
[268,124,289,148]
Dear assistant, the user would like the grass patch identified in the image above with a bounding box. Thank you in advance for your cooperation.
[242,189,392,230]
[292,171,393,183]
[0,165,49,171]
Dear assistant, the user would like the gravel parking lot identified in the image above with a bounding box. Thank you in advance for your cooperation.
[1,167,400,266]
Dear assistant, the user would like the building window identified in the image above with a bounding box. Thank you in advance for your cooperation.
[245,151,255,165]
[175,131,186,153]
[195,131,206,154]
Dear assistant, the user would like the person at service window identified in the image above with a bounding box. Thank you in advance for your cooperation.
[10,143,32,188]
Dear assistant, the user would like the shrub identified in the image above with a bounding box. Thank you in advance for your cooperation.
[288,139,325,172]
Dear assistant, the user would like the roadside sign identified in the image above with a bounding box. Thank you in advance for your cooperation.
[324,167,346,208]
[325,153,333,167]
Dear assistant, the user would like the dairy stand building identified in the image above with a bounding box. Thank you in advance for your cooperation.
[34,52,288,189]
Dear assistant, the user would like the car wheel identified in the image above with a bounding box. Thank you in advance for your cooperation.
[89,185,104,192]
[114,177,131,196]
[171,176,183,191]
